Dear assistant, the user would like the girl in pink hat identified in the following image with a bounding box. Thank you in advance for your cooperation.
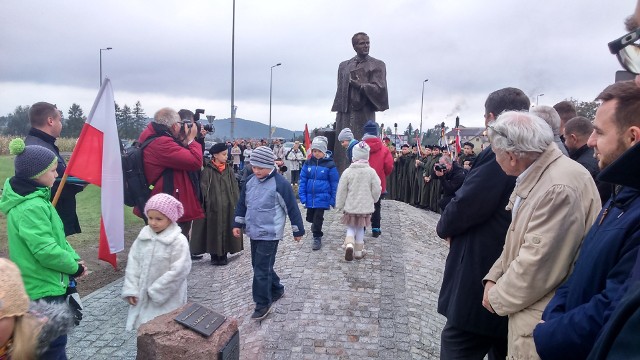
[121,193,192,330]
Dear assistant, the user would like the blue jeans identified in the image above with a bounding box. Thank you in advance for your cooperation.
[250,239,284,310]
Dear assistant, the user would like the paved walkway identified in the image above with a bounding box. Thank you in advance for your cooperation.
[68,200,448,359]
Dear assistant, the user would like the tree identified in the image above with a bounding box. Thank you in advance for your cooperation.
[131,101,147,139]
[422,123,448,146]
[573,99,598,121]
[385,126,392,136]
[3,105,31,136]
[404,123,414,137]
[62,103,85,138]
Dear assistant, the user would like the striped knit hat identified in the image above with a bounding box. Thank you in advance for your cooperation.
[10,138,58,180]
[250,146,276,169]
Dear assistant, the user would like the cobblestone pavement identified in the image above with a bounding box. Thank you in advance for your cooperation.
[68,200,448,359]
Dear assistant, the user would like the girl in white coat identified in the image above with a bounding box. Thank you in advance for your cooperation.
[335,141,381,261]
[122,193,192,330]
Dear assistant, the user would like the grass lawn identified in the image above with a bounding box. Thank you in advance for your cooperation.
[0,155,143,255]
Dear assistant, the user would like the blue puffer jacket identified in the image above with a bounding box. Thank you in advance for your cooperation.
[299,156,340,209]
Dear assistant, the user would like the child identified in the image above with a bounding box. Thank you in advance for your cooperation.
[335,142,381,260]
[0,138,86,359]
[299,136,340,250]
[232,146,305,320]
[122,193,192,330]
[338,127,358,163]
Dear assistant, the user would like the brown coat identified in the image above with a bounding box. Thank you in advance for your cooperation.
[484,143,601,359]
[190,163,243,256]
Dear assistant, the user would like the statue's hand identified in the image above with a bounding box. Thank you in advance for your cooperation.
[349,79,364,90]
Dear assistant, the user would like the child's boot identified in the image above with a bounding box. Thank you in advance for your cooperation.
[354,243,365,259]
[342,235,355,249]
[312,237,322,250]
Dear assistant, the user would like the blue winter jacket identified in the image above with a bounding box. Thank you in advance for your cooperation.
[299,156,340,209]
[533,186,640,359]
[233,170,305,240]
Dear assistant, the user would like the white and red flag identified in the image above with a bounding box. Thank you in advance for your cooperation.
[455,128,462,156]
[64,78,124,269]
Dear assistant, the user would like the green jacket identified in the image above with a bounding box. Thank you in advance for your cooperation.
[0,177,80,300]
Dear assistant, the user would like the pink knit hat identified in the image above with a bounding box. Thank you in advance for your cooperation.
[144,193,184,223]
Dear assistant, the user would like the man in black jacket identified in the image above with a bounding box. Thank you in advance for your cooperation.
[436,87,529,360]
[564,116,611,205]
[25,102,86,236]
[433,154,465,211]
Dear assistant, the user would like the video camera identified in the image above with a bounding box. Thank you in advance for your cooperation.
[193,109,216,132]
[434,163,447,172]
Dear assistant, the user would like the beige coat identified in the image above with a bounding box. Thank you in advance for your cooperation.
[484,143,601,359]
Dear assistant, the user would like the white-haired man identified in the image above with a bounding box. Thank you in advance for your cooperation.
[481,111,600,359]
[530,105,569,156]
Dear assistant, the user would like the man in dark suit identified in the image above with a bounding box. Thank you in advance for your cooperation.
[436,87,530,360]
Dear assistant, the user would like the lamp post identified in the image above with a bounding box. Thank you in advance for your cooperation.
[230,0,236,139]
[419,79,429,139]
[99,47,112,87]
[536,93,544,106]
[269,63,282,140]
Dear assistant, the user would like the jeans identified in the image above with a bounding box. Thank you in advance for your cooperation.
[371,198,382,229]
[250,240,284,310]
[306,208,325,238]
[290,170,300,185]
[39,295,68,360]
[440,321,507,360]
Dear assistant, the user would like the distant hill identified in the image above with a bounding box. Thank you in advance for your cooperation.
[203,118,303,140]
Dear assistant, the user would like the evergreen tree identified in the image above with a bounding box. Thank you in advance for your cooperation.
[132,101,147,139]
[3,105,31,136]
[62,103,85,138]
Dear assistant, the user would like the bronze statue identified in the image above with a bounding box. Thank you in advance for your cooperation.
[332,32,389,172]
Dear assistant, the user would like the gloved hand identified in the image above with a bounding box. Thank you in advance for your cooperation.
[66,277,83,326]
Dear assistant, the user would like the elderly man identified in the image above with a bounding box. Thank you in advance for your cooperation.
[530,105,569,156]
[436,87,530,360]
[481,112,600,359]
[135,108,204,255]
[533,81,640,359]
[433,154,466,211]
[564,116,611,205]
[25,102,87,236]
[332,32,389,172]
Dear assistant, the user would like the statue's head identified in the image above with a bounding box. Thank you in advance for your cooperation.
[352,32,369,57]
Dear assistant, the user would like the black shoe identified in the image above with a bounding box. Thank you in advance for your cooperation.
[312,237,322,250]
[210,254,219,265]
[372,228,381,238]
[273,289,285,302]
[191,254,204,260]
[251,304,273,320]
[219,254,228,266]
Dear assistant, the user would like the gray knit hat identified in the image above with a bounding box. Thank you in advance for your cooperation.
[352,141,370,161]
[9,138,58,180]
[338,128,354,142]
[310,136,328,154]
[250,146,276,169]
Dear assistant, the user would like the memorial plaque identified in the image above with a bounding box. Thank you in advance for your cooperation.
[174,303,226,337]
[218,331,240,360]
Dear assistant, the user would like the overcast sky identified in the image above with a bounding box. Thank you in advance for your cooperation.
[0,1,634,134]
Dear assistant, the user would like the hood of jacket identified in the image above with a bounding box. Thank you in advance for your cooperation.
[598,141,640,190]
[364,137,383,154]
[0,177,50,215]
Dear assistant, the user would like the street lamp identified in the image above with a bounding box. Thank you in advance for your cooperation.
[536,93,544,106]
[419,79,429,141]
[99,47,112,87]
[269,63,282,140]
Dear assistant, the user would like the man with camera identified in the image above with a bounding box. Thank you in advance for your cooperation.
[285,141,305,185]
[135,107,204,251]
[433,154,466,211]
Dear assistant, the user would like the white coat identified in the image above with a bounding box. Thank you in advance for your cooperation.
[122,222,191,330]
[335,162,381,214]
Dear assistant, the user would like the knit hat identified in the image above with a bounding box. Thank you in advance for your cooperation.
[250,146,276,169]
[363,120,378,136]
[209,142,228,155]
[352,141,370,162]
[9,138,58,180]
[0,258,30,320]
[310,136,328,154]
[338,128,354,142]
[144,193,184,223]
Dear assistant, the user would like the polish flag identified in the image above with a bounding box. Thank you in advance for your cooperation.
[65,78,124,269]
[455,128,462,155]
[304,123,311,159]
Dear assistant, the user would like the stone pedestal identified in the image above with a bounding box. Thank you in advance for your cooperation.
[137,303,238,360]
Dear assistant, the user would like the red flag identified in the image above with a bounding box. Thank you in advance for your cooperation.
[304,123,311,159]
[65,78,124,269]
[455,128,462,154]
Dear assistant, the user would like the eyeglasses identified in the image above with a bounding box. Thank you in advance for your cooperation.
[487,124,514,146]
[608,28,640,75]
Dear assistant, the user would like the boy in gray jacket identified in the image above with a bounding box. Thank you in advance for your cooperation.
[233,146,305,320]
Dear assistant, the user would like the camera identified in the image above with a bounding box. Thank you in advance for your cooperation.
[434,163,447,172]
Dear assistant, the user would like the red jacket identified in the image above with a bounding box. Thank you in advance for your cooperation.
[364,136,393,194]
[134,123,204,222]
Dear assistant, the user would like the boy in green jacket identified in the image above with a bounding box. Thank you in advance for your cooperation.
[0,138,87,358]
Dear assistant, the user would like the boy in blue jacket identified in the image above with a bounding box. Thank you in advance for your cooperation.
[233,146,304,320]
[299,136,340,250]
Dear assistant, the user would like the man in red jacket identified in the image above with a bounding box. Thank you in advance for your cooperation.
[362,120,393,237]
[136,108,205,258]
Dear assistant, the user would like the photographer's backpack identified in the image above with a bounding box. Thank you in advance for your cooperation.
[122,136,167,222]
